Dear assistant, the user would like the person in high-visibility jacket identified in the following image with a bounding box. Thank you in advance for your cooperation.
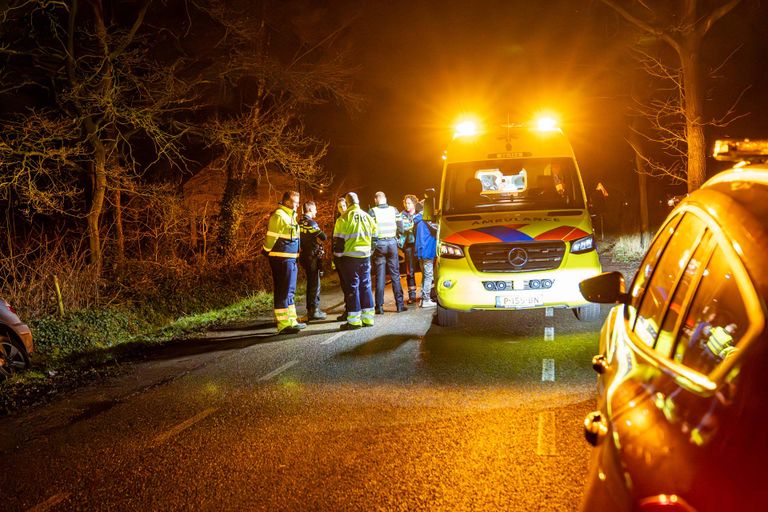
[705,323,739,360]
[332,196,349,322]
[263,191,306,335]
[369,191,407,314]
[333,192,376,330]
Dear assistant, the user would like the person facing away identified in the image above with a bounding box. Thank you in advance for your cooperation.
[299,200,327,321]
[414,206,438,308]
[333,192,376,330]
[399,194,419,304]
[369,191,407,314]
[332,196,349,322]
[263,190,306,335]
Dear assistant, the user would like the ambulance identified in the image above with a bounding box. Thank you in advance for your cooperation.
[426,117,602,327]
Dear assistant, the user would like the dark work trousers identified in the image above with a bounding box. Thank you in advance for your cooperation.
[403,244,418,299]
[269,256,297,309]
[339,257,374,314]
[300,257,322,312]
[373,238,404,309]
[334,256,348,313]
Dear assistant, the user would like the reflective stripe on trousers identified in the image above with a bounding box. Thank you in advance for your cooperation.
[347,310,362,326]
[361,307,375,326]
[274,307,292,331]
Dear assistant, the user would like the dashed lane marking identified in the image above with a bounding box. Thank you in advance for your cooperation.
[27,493,71,512]
[259,360,299,382]
[542,358,556,381]
[320,332,345,345]
[151,407,217,446]
[545,307,554,317]
[536,411,557,456]
[544,326,555,341]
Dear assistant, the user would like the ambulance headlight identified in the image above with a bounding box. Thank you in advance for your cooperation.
[440,242,465,259]
[571,235,595,254]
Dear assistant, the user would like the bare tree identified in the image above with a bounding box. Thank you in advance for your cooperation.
[598,0,744,192]
[1,0,197,274]
[195,0,361,255]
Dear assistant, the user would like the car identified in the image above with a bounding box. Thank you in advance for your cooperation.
[0,298,33,381]
[577,139,768,512]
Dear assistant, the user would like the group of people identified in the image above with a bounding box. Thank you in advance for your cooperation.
[262,189,438,335]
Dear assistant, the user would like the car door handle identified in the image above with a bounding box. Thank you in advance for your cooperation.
[584,411,608,446]
[592,354,608,374]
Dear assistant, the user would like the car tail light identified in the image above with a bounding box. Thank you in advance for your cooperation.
[639,495,696,512]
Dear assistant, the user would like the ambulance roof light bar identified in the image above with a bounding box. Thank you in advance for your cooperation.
[453,120,480,138]
[534,116,559,132]
[713,138,768,163]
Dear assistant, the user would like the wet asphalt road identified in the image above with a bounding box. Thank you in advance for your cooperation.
[0,296,605,511]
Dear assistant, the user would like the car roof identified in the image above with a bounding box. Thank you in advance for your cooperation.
[690,163,768,297]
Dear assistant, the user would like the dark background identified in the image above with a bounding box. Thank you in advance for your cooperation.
[301,0,768,222]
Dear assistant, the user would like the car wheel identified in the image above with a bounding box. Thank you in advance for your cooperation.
[436,303,458,327]
[573,303,601,322]
[0,333,29,381]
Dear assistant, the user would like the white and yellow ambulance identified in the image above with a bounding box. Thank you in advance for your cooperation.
[426,117,602,326]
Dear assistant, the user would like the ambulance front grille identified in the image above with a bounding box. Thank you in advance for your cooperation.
[468,241,565,273]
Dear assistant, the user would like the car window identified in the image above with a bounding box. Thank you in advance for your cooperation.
[627,214,682,328]
[672,247,750,374]
[655,231,713,357]
[634,213,707,348]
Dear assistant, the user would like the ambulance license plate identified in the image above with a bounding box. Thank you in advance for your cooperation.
[495,293,543,308]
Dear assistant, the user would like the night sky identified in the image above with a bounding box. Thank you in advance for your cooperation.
[301,0,768,208]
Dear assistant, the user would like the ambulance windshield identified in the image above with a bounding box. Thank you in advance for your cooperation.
[444,157,584,214]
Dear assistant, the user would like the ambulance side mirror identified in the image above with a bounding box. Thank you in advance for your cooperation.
[422,188,437,221]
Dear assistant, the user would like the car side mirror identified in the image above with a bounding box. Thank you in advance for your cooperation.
[422,188,437,221]
[579,271,628,304]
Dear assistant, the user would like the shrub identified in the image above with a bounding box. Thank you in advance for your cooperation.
[612,233,653,262]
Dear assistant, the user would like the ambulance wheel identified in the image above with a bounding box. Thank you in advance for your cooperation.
[436,304,458,327]
[573,303,601,322]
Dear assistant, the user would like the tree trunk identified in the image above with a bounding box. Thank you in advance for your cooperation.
[87,144,107,275]
[217,160,247,255]
[629,126,650,243]
[679,38,707,193]
[114,186,125,264]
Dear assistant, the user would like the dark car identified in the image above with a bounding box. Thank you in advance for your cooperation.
[0,298,34,380]
[577,140,768,511]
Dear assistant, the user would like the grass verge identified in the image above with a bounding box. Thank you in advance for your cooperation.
[610,232,653,263]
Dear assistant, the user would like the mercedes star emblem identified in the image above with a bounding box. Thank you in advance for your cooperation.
[507,247,528,268]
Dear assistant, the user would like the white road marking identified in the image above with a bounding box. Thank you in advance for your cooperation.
[259,360,299,381]
[320,332,345,345]
[542,358,556,381]
[27,493,71,512]
[545,307,554,317]
[151,407,217,446]
[536,411,557,456]
[544,327,555,341]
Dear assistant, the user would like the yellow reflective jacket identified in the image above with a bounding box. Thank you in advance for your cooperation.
[333,204,377,258]
[263,204,300,258]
